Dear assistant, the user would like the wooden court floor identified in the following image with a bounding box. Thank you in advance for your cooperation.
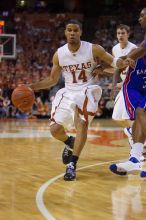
[0,118,146,220]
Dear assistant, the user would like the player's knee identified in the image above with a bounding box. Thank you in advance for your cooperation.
[50,124,63,138]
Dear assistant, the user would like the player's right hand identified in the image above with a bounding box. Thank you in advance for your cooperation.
[125,58,135,68]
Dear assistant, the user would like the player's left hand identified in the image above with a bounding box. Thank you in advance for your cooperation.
[91,65,103,77]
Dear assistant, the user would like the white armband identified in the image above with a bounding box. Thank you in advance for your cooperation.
[111,57,119,68]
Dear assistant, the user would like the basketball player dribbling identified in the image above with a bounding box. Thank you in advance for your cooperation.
[30,20,128,181]
[109,8,146,177]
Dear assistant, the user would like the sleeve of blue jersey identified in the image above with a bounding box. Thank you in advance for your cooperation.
[144,41,146,49]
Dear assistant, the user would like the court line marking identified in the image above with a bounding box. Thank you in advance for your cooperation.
[0,127,123,139]
[36,159,124,220]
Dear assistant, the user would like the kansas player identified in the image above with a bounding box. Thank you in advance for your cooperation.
[30,20,127,181]
[110,8,146,177]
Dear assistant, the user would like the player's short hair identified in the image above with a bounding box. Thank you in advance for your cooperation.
[116,24,130,33]
[65,20,82,30]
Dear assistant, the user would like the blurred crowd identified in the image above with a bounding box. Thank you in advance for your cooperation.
[0,11,144,119]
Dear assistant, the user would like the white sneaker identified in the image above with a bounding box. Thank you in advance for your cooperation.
[140,155,146,162]
[142,151,146,159]
[109,157,141,175]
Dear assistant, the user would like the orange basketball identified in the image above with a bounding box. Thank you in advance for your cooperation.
[11,85,35,112]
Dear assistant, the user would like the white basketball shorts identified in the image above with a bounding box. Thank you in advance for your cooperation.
[50,85,102,129]
[112,89,130,120]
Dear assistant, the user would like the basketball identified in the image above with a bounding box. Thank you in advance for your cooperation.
[11,85,35,112]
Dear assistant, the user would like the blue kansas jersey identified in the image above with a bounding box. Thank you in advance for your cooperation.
[123,41,146,120]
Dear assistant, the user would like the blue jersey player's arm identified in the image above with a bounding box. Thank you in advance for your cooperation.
[127,40,146,60]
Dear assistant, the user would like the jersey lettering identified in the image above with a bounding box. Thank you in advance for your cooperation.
[78,70,87,82]
[63,62,92,72]
[71,69,87,83]
[143,76,146,88]
[71,70,77,83]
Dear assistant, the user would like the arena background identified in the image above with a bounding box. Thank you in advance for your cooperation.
[0,0,145,119]
[1,2,146,220]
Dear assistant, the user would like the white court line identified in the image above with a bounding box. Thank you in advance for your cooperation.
[36,159,124,220]
[0,126,123,139]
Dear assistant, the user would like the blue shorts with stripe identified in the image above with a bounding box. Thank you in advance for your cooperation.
[122,83,146,120]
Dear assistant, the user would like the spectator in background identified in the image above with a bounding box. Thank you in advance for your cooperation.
[0,88,6,118]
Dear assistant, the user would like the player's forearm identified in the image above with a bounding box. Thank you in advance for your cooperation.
[112,69,122,86]
[93,45,127,69]
[30,77,58,91]
[127,41,146,60]
[127,47,146,60]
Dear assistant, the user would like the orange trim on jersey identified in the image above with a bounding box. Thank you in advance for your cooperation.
[51,92,65,123]
[78,107,96,116]
[50,118,56,123]
[83,96,89,124]
[77,88,97,125]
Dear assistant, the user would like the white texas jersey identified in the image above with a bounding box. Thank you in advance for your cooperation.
[57,41,97,90]
[112,41,137,81]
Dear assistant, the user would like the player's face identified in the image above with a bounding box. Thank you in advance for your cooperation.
[65,24,82,44]
[139,8,146,28]
[116,28,129,43]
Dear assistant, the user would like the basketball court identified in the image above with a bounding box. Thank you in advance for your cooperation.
[0,118,146,220]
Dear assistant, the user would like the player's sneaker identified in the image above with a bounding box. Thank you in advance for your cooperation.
[124,127,133,147]
[141,151,146,161]
[140,171,146,177]
[140,155,146,162]
[64,162,76,181]
[109,157,141,176]
[124,128,146,161]
[62,136,75,164]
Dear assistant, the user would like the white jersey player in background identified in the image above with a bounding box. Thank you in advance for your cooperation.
[112,24,146,160]
[112,24,137,123]
[30,20,128,181]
